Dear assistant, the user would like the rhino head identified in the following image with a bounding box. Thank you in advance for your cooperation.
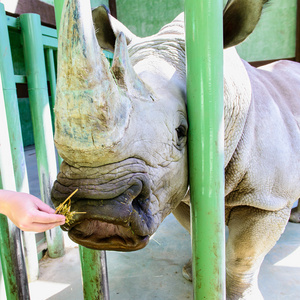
[51,0,188,251]
[51,0,267,251]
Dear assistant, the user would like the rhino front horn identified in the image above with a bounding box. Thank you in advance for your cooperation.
[54,0,131,166]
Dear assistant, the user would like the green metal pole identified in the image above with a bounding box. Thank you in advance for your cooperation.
[45,48,63,166]
[79,247,110,300]
[185,0,225,299]
[0,4,39,283]
[45,48,56,131]
[20,13,65,258]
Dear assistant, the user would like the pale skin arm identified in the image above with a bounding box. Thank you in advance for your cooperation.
[0,190,65,232]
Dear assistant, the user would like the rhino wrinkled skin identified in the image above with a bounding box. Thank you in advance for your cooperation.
[51,0,300,298]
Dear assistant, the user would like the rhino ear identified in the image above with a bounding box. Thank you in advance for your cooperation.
[223,0,269,49]
[92,6,137,52]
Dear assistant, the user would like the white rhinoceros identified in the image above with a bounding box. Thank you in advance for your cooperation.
[51,0,300,298]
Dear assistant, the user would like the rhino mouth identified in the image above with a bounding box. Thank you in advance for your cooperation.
[69,220,149,251]
[58,196,153,251]
[51,159,156,251]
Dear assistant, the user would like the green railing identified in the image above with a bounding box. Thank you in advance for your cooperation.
[0,3,63,298]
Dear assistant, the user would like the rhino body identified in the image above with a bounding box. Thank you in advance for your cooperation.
[51,0,300,298]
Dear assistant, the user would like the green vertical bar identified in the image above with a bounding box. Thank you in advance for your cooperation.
[79,247,110,300]
[45,48,56,130]
[45,48,63,166]
[185,0,225,299]
[20,13,65,258]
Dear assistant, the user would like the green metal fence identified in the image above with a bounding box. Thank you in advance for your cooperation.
[0,3,64,298]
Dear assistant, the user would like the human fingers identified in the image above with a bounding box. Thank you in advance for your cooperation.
[31,197,57,214]
[31,210,65,224]
[21,221,65,233]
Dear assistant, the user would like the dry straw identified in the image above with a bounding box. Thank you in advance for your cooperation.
[55,189,86,225]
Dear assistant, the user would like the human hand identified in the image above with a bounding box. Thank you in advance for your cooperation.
[0,190,65,232]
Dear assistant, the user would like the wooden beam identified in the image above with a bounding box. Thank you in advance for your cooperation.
[250,57,296,68]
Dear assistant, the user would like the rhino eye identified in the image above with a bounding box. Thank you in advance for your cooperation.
[176,125,187,139]
[176,124,188,149]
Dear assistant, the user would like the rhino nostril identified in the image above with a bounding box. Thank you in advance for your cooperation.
[125,175,151,210]
[127,178,151,216]
[132,196,150,215]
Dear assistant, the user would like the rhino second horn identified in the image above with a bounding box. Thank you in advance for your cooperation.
[111,33,152,100]
[54,0,131,166]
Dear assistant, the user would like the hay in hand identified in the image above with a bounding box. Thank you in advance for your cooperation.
[55,189,86,226]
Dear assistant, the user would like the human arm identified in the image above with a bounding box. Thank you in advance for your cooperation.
[0,190,65,232]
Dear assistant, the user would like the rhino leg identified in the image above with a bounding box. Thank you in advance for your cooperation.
[173,200,191,233]
[289,200,300,223]
[226,205,290,300]
[172,200,193,281]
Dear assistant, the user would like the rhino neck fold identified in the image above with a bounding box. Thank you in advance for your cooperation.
[223,48,252,167]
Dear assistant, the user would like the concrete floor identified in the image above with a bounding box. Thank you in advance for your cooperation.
[24,147,300,299]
